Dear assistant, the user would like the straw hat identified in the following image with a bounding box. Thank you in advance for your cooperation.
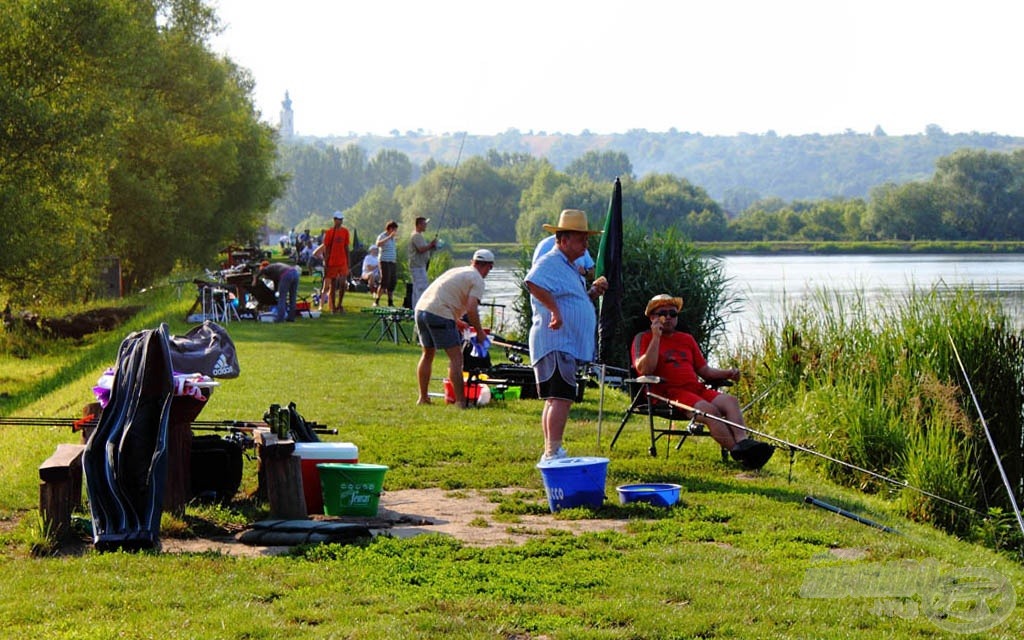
[644,294,683,316]
[542,209,602,235]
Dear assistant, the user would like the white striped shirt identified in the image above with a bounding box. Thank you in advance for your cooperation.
[525,248,596,363]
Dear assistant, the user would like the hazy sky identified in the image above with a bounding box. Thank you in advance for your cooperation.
[210,0,1024,138]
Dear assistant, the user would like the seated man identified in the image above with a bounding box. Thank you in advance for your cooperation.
[631,293,773,470]
[361,245,382,295]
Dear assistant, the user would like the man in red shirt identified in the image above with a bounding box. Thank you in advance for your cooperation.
[314,211,350,314]
[631,293,773,470]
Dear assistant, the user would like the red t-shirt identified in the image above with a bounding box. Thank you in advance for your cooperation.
[631,330,708,397]
[322,226,350,271]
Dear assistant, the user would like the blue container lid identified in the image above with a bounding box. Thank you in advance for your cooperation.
[536,456,609,470]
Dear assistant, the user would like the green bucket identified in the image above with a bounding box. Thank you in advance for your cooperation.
[317,463,389,517]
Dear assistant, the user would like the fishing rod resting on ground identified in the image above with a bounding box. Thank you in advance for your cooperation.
[0,416,338,435]
[646,391,982,516]
[804,496,900,534]
[947,333,1024,538]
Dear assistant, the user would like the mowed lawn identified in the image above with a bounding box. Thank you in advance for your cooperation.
[0,283,1021,639]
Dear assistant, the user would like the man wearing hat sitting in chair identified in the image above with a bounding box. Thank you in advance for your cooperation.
[526,209,608,461]
[632,294,774,470]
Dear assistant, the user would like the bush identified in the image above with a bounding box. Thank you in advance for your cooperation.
[738,284,1024,545]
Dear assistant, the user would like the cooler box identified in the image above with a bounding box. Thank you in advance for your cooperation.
[294,442,358,514]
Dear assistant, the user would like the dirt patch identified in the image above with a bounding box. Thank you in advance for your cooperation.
[2,305,143,340]
[158,488,630,556]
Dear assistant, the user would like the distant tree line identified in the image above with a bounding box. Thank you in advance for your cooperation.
[316,126,1024,203]
[0,0,282,305]
[273,147,727,247]
[733,149,1024,241]
[274,143,1024,247]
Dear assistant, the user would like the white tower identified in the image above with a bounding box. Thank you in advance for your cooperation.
[279,91,294,139]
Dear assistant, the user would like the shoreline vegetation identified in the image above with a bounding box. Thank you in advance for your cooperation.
[446,240,1024,261]
[695,240,1024,254]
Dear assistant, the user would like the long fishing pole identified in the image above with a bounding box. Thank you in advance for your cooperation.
[432,131,467,241]
[0,416,337,435]
[647,391,982,515]
[947,333,1024,537]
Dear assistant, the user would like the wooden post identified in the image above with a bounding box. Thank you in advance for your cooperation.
[80,402,102,445]
[38,444,86,543]
[255,430,307,520]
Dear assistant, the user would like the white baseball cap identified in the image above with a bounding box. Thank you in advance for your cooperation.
[472,249,495,263]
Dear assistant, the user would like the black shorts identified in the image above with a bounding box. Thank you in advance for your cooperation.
[533,351,578,401]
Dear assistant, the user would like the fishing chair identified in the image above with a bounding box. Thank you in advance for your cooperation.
[608,370,733,461]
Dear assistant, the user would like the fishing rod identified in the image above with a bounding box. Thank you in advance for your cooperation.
[0,416,337,435]
[646,391,982,515]
[804,496,900,534]
[432,131,467,242]
[947,333,1024,538]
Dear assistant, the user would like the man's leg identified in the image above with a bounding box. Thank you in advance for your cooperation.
[336,269,348,313]
[285,269,299,320]
[411,267,428,309]
[417,347,436,404]
[331,275,344,312]
[695,407,742,450]
[443,343,465,407]
[274,283,287,321]
[543,398,572,457]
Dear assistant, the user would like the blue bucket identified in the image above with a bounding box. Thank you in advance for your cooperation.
[536,456,609,512]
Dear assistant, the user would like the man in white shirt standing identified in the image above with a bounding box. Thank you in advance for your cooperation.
[408,216,438,310]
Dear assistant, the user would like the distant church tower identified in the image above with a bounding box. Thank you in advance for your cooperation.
[279,91,294,139]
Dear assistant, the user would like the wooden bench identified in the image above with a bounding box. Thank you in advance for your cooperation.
[39,443,87,542]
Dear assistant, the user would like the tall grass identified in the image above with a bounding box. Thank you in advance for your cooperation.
[737,283,1024,547]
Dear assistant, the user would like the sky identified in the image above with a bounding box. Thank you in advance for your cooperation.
[210,0,1024,139]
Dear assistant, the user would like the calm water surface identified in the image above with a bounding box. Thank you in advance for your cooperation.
[722,253,1024,341]
[483,254,1024,343]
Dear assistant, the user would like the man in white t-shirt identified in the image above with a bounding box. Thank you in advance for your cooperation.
[361,245,381,295]
[408,216,438,309]
[413,249,494,407]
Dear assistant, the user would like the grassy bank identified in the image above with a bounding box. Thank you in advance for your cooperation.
[0,280,1022,638]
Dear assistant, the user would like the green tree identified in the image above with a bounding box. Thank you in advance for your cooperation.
[0,0,282,301]
[565,150,634,182]
[368,149,414,192]
[635,174,722,235]
[933,149,1024,240]
[865,182,948,240]
[0,0,137,302]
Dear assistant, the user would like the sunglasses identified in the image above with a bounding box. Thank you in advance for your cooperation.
[654,309,678,318]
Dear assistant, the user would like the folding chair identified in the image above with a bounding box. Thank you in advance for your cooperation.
[608,369,733,461]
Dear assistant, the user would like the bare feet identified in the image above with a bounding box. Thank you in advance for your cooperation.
[416,397,432,405]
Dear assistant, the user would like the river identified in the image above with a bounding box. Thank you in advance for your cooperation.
[481,253,1024,344]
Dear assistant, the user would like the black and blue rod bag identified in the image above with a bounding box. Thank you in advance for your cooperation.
[83,324,174,551]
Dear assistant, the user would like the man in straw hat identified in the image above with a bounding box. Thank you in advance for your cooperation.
[632,294,774,470]
[526,209,609,461]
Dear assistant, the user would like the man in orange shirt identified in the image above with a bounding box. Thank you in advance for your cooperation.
[314,211,350,314]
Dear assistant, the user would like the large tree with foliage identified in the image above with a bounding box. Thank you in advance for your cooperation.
[0,0,282,303]
[0,0,137,303]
